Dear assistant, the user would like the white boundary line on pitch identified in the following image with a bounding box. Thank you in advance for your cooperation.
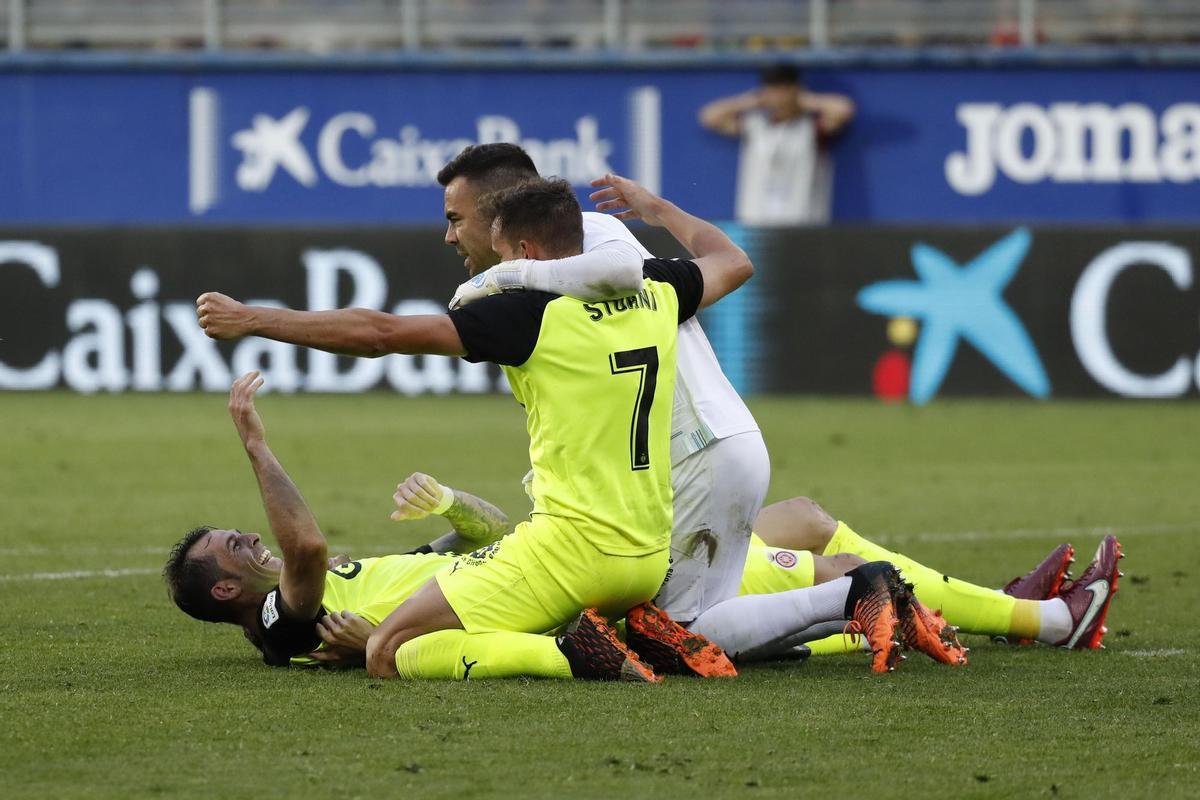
[0,521,1192,584]
[873,522,1192,545]
[0,545,168,557]
[0,567,159,582]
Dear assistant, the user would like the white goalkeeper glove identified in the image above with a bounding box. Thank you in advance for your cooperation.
[448,260,531,311]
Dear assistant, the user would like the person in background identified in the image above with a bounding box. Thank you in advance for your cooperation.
[699,64,855,226]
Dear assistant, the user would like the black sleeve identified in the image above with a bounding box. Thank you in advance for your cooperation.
[254,588,324,667]
[641,258,704,324]
[447,291,556,366]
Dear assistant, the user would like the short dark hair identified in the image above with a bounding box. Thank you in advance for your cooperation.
[480,178,584,259]
[760,64,802,87]
[436,143,539,195]
[164,526,237,624]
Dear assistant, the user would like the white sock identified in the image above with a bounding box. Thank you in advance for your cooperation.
[1037,598,1073,644]
[735,621,866,662]
[690,577,852,660]
[789,620,859,645]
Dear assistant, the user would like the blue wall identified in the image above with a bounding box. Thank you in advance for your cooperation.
[3,56,1198,224]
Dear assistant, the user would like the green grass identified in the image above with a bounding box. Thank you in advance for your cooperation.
[2,393,1198,799]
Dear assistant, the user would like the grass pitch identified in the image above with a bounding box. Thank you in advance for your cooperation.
[2,392,1198,799]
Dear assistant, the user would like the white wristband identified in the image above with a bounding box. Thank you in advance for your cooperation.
[431,483,455,515]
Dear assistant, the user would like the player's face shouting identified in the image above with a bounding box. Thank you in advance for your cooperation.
[443,177,501,276]
[200,528,283,592]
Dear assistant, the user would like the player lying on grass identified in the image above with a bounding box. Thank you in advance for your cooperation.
[277,471,1121,668]
[163,372,927,678]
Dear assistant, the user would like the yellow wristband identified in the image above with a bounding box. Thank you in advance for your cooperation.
[431,483,455,515]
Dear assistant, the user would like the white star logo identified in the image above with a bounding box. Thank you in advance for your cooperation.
[231,107,318,191]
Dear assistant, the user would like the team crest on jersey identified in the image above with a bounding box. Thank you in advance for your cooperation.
[771,550,798,570]
[261,590,280,628]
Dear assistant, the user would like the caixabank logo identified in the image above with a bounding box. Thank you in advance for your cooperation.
[186,85,662,218]
[855,228,1200,402]
[858,228,1049,404]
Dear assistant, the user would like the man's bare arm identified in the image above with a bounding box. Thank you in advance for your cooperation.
[801,91,856,136]
[229,371,327,619]
[197,293,466,358]
[424,491,513,553]
[698,90,760,137]
[589,174,752,308]
[442,488,513,543]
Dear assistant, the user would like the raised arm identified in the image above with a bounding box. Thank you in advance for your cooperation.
[390,472,512,554]
[802,90,856,137]
[197,293,466,357]
[698,90,761,137]
[589,174,752,308]
[228,371,327,619]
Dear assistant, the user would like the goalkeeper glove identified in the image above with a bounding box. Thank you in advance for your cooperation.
[448,260,531,310]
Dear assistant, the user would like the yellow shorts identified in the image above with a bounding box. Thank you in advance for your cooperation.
[739,533,816,596]
[436,517,669,635]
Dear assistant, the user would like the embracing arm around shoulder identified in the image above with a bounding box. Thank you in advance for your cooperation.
[449,244,645,310]
[513,244,646,301]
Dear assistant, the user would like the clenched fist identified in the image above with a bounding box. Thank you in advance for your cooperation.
[197,292,255,340]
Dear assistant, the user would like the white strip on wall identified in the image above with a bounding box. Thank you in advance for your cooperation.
[628,86,662,195]
[189,87,219,215]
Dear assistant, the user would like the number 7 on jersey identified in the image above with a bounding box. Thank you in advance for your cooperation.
[609,347,659,471]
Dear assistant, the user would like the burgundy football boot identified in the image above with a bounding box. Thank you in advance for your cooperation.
[997,542,1076,644]
[1054,535,1124,650]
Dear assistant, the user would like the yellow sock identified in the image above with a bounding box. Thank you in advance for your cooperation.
[806,633,867,655]
[396,630,573,680]
[823,521,1040,639]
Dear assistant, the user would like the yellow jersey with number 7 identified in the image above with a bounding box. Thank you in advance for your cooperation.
[448,258,703,557]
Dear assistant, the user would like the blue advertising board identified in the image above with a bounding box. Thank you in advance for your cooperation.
[1,62,1198,224]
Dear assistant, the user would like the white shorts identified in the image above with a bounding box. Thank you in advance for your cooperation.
[653,430,771,624]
